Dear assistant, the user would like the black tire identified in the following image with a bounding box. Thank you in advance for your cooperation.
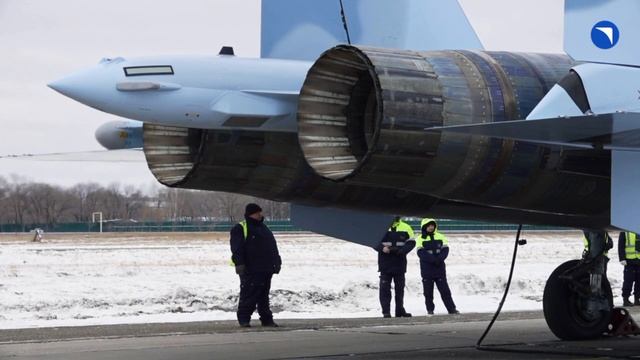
[543,259,613,340]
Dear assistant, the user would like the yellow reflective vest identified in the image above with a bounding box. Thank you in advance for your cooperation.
[416,218,449,249]
[388,220,415,240]
[230,220,249,266]
[623,232,639,260]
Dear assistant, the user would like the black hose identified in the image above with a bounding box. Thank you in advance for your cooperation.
[474,228,632,358]
[476,224,523,348]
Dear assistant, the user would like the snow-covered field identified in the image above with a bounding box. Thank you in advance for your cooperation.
[0,231,627,329]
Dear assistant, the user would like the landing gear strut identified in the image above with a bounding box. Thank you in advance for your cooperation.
[543,230,613,340]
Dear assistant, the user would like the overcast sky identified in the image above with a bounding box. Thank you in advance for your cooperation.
[0,0,563,188]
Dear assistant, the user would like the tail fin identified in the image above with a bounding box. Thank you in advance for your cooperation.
[261,0,482,60]
[565,0,640,65]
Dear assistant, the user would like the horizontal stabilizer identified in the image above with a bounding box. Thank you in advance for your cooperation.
[0,149,144,162]
[290,204,393,248]
[427,112,640,150]
[241,89,299,98]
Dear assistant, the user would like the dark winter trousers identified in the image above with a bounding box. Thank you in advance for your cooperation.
[237,272,274,324]
[379,273,406,315]
[422,276,457,313]
[622,264,640,298]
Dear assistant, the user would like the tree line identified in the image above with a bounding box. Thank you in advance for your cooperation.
[0,176,290,231]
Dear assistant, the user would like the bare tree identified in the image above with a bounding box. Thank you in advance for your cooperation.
[5,176,30,231]
[258,199,290,220]
[68,183,102,221]
[26,183,73,228]
[121,185,146,220]
[191,191,222,221]
[0,176,7,227]
[216,192,253,222]
[0,176,295,231]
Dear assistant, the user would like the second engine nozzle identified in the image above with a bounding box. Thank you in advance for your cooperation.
[297,45,574,194]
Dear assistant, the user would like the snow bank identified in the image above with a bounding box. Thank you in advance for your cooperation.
[0,231,626,329]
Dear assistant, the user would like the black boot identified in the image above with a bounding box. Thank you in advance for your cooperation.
[383,313,391,318]
[261,320,279,327]
[395,311,412,318]
[623,297,633,307]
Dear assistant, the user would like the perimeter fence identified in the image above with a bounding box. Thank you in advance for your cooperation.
[0,219,569,233]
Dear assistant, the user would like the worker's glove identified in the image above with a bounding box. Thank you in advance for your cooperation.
[235,264,246,275]
[621,260,628,266]
[274,264,281,274]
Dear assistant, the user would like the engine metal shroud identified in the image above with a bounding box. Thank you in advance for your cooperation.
[142,122,608,228]
[297,46,610,217]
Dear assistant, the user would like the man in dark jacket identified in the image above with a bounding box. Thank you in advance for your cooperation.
[618,231,640,306]
[230,203,282,327]
[374,217,415,318]
[417,218,459,315]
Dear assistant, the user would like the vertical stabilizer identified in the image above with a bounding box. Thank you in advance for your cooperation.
[261,0,482,61]
[565,0,640,65]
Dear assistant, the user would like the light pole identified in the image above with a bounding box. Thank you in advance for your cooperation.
[92,212,103,233]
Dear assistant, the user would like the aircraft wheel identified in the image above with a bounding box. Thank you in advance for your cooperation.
[543,259,613,340]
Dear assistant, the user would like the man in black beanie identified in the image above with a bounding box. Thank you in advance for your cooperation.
[230,203,282,327]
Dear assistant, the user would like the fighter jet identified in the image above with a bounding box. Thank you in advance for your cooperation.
[48,0,640,341]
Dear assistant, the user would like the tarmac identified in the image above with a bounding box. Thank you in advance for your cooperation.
[1,309,640,359]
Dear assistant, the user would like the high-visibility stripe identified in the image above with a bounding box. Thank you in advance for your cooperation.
[624,232,639,260]
[416,232,448,249]
[240,220,248,240]
[388,220,415,240]
[231,221,249,266]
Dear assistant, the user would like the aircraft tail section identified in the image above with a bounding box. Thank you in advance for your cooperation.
[565,0,640,65]
[260,0,482,61]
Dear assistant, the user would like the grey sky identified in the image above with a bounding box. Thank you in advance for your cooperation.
[0,0,563,188]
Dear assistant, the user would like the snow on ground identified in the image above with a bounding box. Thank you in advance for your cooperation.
[0,231,627,329]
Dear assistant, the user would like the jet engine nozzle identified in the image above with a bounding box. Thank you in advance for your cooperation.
[298,45,455,182]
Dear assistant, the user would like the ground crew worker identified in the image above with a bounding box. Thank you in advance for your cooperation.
[618,231,640,306]
[230,203,282,328]
[374,216,416,318]
[416,218,459,315]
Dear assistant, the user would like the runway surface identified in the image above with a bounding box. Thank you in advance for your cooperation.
[1,310,639,359]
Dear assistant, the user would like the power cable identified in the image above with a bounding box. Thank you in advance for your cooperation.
[476,224,524,348]
[474,226,632,358]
